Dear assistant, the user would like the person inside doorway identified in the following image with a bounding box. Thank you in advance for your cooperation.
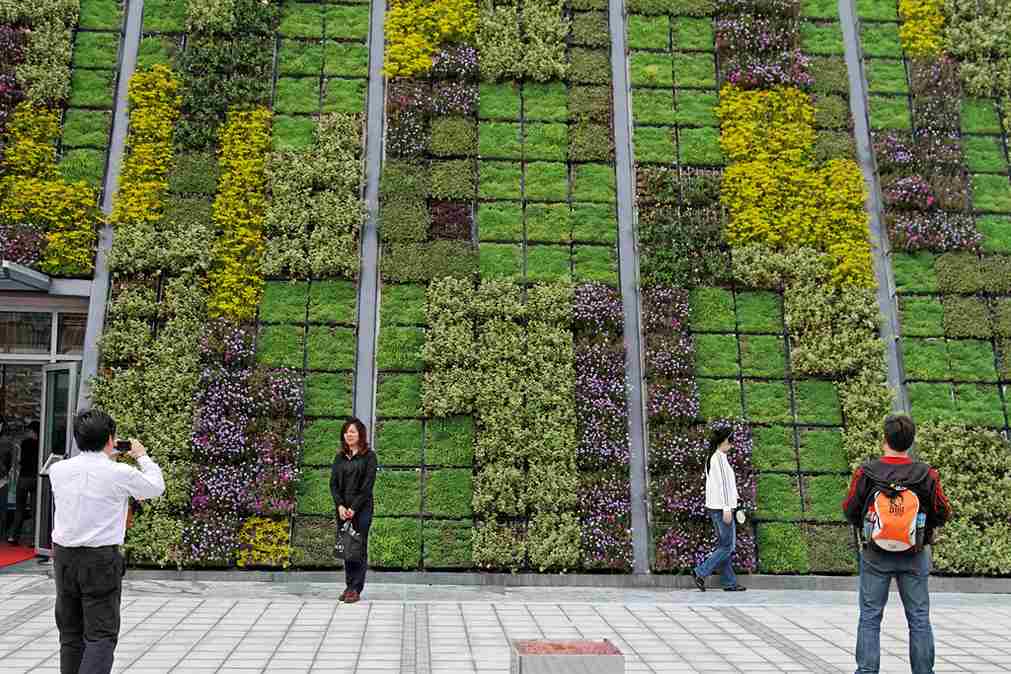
[0,416,14,541]
[7,420,39,546]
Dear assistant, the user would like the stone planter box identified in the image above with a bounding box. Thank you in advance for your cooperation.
[509,639,624,674]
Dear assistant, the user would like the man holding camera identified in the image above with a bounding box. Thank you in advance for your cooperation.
[48,409,165,674]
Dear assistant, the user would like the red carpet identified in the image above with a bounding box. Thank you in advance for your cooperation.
[0,544,36,568]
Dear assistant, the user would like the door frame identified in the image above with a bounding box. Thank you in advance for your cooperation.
[35,362,78,556]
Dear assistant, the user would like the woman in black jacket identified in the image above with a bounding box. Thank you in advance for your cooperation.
[330,417,377,603]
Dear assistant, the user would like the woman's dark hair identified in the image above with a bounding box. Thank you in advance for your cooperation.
[883,414,915,452]
[74,409,116,453]
[709,426,735,453]
[340,417,370,458]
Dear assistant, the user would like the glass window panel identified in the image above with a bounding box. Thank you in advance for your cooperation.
[57,313,87,355]
[0,312,52,354]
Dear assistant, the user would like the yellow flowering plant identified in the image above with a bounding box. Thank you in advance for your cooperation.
[899,0,944,58]
[385,0,478,76]
[236,516,292,569]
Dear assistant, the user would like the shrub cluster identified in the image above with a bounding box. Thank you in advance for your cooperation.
[477,0,570,82]
[944,0,1011,128]
[0,0,79,105]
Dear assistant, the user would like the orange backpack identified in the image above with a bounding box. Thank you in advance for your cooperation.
[862,466,929,553]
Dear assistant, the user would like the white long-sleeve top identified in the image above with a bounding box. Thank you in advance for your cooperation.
[705,450,739,511]
[49,451,165,547]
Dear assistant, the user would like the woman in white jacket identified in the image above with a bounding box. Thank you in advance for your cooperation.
[692,427,746,592]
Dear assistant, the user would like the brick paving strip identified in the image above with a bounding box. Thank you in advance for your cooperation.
[719,606,846,673]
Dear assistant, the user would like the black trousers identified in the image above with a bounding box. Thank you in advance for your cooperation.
[344,508,372,594]
[53,544,123,674]
[9,477,36,541]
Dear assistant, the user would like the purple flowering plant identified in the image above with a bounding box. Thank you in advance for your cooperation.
[430,45,479,80]
[578,474,632,570]
[654,518,757,572]
[723,50,812,90]
[888,211,982,252]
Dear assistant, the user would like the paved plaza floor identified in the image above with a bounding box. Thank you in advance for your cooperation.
[1,572,1010,673]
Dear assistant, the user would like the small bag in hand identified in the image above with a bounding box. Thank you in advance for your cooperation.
[335,520,364,562]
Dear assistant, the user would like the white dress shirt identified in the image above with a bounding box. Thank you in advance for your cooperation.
[49,451,165,547]
[704,450,739,511]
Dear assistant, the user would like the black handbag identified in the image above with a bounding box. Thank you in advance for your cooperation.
[335,520,364,562]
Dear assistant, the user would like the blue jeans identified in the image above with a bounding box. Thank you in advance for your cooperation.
[694,508,737,588]
[855,547,934,674]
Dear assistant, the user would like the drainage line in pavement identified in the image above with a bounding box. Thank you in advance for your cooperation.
[352,0,387,438]
[838,0,910,414]
[721,607,846,673]
[77,0,145,415]
[608,0,652,576]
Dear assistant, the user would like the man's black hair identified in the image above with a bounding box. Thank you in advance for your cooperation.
[73,409,116,453]
[883,414,915,452]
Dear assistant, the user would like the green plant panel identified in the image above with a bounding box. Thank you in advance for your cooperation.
[813,95,849,130]
[739,335,786,378]
[691,287,736,332]
[572,203,617,244]
[942,296,991,339]
[525,123,568,161]
[627,14,670,50]
[573,246,617,284]
[280,2,324,37]
[59,149,105,187]
[634,126,675,164]
[257,325,305,369]
[631,52,673,88]
[801,0,837,18]
[524,82,568,122]
[375,470,422,516]
[757,522,809,573]
[261,281,308,323]
[526,203,571,243]
[431,160,476,200]
[378,327,424,370]
[865,59,907,94]
[278,40,324,75]
[794,380,842,425]
[752,426,796,472]
[803,475,847,522]
[73,31,119,69]
[806,524,857,573]
[810,56,850,96]
[947,340,997,382]
[962,99,1003,135]
[694,333,739,377]
[306,326,356,370]
[634,89,676,125]
[141,0,185,32]
[678,126,723,165]
[61,110,111,148]
[273,115,316,151]
[892,252,937,293]
[757,474,802,520]
[423,521,472,568]
[745,380,791,423]
[81,0,123,29]
[305,372,352,417]
[572,164,616,203]
[979,216,1011,254]
[995,298,1011,337]
[479,83,521,120]
[426,417,475,466]
[297,468,334,515]
[972,174,1011,213]
[899,296,944,337]
[903,338,947,381]
[965,136,1009,174]
[673,52,716,88]
[302,419,343,466]
[672,17,713,50]
[308,280,356,323]
[860,23,902,58]
[570,48,611,85]
[814,130,855,162]
[291,517,339,567]
[136,36,176,69]
[479,123,522,159]
[699,378,742,418]
[382,285,426,326]
[854,0,896,20]
[797,429,847,472]
[908,382,956,422]
[322,78,367,114]
[479,243,523,280]
[275,77,320,114]
[954,384,1005,426]
[478,202,524,242]
[868,95,911,130]
[324,42,369,77]
[69,70,115,108]
[800,21,844,55]
[324,4,369,39]
[674,90,718,126]
[936,252,987,294]
[371,518,421,569]
[425,469,473,517]
[479,162,522,199]
[735,291,781,333]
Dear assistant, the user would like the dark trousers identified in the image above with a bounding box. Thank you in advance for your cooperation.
[9,477,36,541]
[53,544,124,674]
[344,508,372,594]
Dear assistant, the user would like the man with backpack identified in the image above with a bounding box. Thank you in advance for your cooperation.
[842,414,952,674]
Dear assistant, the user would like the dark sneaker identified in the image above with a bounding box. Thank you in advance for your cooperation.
[339,590,350,602]
[723,585,747,592]
[691,571,706,592]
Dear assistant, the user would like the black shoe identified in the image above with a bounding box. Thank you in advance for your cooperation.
[339,590,349,602]
[723,585,747,592]
[691,571,706,592]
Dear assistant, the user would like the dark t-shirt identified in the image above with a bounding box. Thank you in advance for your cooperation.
[19,437,39,478]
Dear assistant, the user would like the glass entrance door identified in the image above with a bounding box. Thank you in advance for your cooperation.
[35,363,77,555]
